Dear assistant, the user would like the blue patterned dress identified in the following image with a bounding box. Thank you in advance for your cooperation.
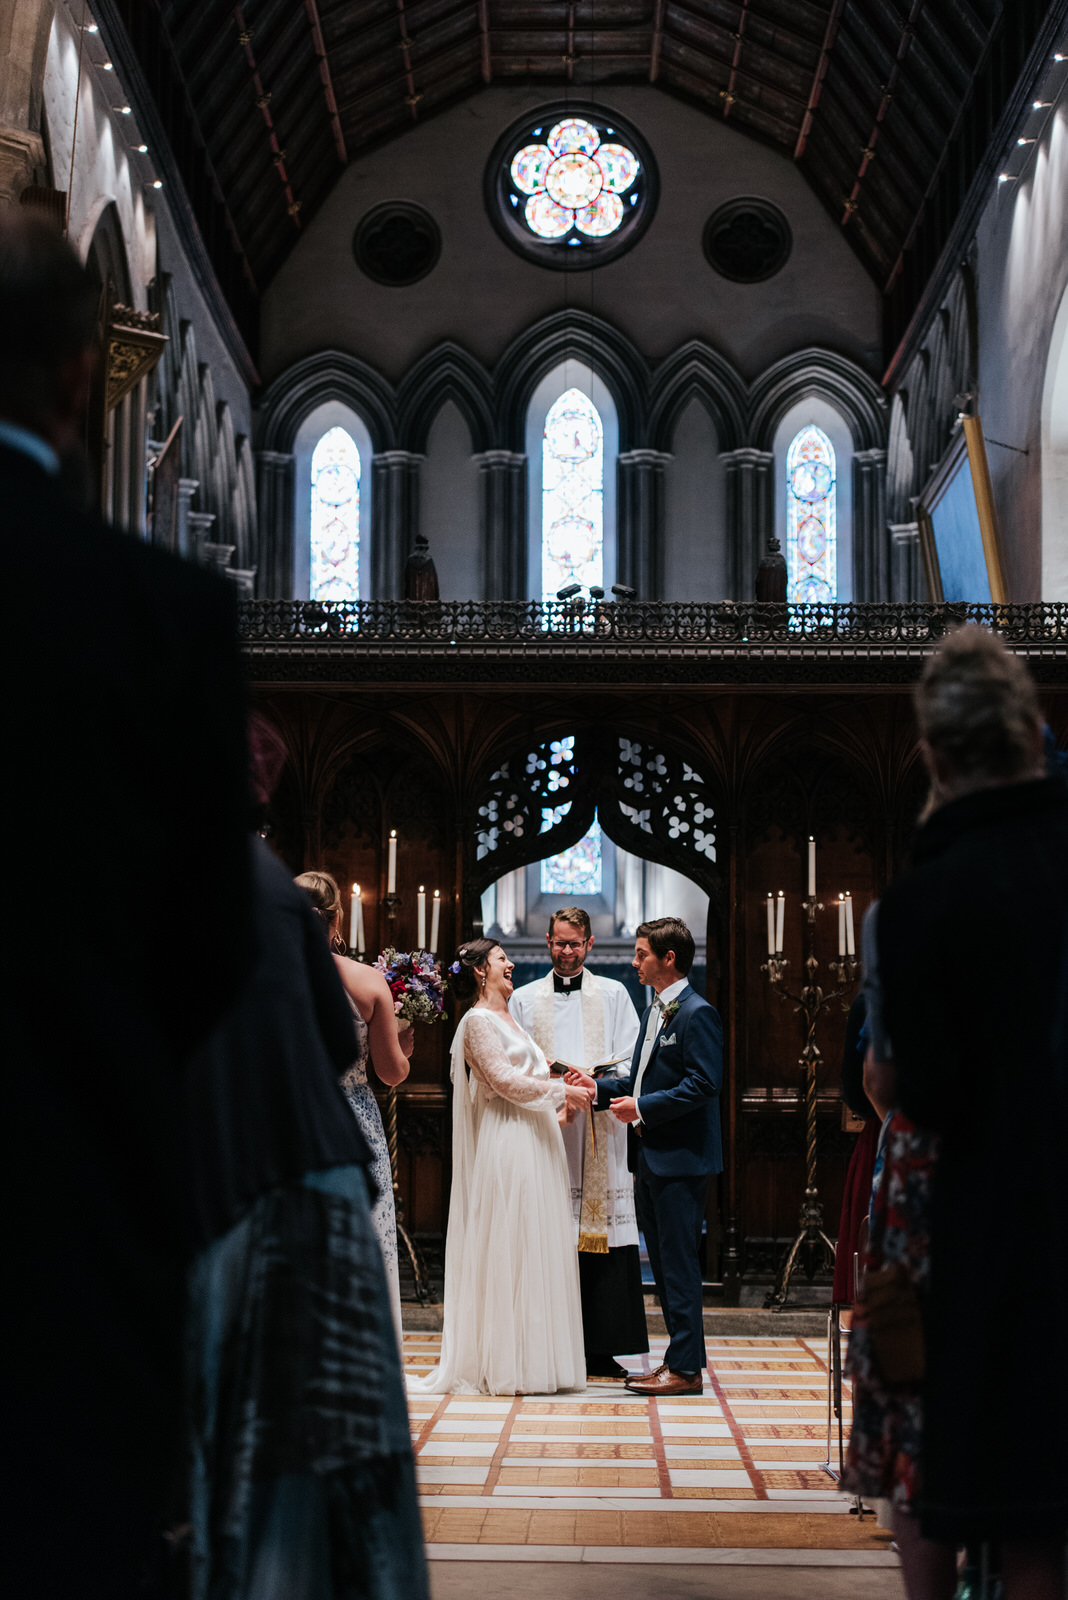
[341,1002,402,1340]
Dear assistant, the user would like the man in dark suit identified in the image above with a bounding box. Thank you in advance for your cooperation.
[570,916,723,1396]
[0,212,252,1596]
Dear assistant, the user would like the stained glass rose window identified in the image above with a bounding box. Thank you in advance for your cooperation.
[487,105,657,268]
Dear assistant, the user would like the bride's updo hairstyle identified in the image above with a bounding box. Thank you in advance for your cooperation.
[295,870,346,953]
[445,937,500,1004]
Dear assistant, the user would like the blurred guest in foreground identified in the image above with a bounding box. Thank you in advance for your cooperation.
[184,722,427,1600]
[0,210,252,1597]
[860,627,1068,1600]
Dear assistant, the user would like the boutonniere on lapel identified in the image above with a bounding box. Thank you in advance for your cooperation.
[658,998,681,1024]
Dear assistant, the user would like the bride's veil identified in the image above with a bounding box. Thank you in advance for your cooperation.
[431,1010,482,1384]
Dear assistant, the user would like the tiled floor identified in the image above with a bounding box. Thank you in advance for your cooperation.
[404,1330,896,1568]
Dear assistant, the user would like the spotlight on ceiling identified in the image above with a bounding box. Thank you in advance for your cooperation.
[102,60,113,70]
[135,143,148,153]
[152,179,163,189]
[1034,100,1051,109]
[82,21,98,32]
[1017,137,1035,145]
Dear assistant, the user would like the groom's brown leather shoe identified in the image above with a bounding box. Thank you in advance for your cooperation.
[625,1368,703,1397]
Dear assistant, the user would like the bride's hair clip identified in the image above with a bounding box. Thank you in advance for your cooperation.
[449,959,462,975]
[458,947,468,960]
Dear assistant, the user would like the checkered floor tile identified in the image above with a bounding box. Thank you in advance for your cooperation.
[402,1331,896,1565]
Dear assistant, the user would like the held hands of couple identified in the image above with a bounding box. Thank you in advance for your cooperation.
[559,1072,596,1126]
[562,1068,636,1124]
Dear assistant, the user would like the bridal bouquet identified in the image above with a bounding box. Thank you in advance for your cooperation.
[374,947,446,1025]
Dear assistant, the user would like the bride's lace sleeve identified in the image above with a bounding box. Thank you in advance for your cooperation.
[464,1013,565,1111]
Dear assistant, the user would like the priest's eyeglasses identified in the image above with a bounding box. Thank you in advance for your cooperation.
[550,937,589,950]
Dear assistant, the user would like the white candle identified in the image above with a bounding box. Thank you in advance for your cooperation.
[845,893,855,957]
[838,895,846,957]
[387,829,397,895]
[807,836,816,898]
[430,889,441,953]
[417,885,426,950]
[350,883,365,954]
[766,893,775,956]
[775,890,784,955]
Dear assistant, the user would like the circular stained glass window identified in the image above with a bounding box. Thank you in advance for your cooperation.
[486,104,658,270]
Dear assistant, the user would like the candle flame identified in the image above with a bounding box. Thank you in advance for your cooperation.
[353,883,360,895]
[419,884,425,893]
[433,889,440,899]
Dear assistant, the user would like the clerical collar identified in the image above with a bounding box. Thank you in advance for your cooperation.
[553,971,584,994]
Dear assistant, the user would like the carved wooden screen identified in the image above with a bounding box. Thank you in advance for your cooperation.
[472,728,722,905]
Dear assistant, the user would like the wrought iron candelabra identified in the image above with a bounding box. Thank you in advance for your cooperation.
[761,893,860,1310]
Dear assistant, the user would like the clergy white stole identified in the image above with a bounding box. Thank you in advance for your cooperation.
[530,973,609,1254]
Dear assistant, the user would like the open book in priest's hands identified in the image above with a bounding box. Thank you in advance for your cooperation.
[548,1053,632,1078]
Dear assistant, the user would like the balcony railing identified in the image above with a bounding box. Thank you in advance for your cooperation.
[239,598,1068,648]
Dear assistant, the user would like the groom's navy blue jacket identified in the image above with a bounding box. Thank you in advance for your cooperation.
[595,985,723,1176]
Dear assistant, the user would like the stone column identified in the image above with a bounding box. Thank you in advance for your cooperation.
[188,510,216,566]
[0,125,43,203]
[371,450,422,601]
[720,448,774,601]
[890,521,926,602]
[475,450,526,601]
[617,449,672,598]
[255,449,295,598]
[176,477,199,560]
[0,0,55,202]
[853,447,889,601]
[203,541,236,575]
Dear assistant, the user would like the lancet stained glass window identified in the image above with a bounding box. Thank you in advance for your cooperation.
[542,388,603,602]
[311,426,360,602]
[786,425,836,604]
[541,811,603,897]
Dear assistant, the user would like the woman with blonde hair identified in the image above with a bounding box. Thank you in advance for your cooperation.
[296,870,413,1340]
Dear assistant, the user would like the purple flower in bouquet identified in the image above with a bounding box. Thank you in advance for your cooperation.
[373,946,446,1024]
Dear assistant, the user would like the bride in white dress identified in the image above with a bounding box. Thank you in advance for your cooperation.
[412,939,594,1396]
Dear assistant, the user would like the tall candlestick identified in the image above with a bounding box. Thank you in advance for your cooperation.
[845,893,855,957]
[417,885,426,950]
[387,829,397,895]
[766,893,775,957]
[430,889,441,953]
[807,836,816,898]
[775,890,785,955]
[838,895,846,957]
[350,883,365,954]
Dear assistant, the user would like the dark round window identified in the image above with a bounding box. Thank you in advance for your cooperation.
[485,103,658,271]
[353,202,441,286]
[702,198,792,283]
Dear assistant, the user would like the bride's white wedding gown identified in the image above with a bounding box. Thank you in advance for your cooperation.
[411,1007,585,1395]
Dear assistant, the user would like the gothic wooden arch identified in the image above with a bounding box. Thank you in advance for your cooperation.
[466,722,726,930]
[748,348,887,454]
[396,342,496,455]
[648,342,748,455]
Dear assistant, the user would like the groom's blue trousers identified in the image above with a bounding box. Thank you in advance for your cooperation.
[634,1152,710,1375]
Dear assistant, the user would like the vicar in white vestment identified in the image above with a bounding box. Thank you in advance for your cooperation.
[510,907,649,1380]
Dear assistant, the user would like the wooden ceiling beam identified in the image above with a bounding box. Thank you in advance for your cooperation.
[840,0,926,228]
[304,0,348,162]
[478,0,492,81]
[232,3,303,227]
[794,0,846,158]
[650,0,666,82]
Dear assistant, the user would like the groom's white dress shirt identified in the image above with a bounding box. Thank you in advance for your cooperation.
[632,975,689,1120]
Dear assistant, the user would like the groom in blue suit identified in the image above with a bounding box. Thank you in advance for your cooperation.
[570,917,722,1395]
